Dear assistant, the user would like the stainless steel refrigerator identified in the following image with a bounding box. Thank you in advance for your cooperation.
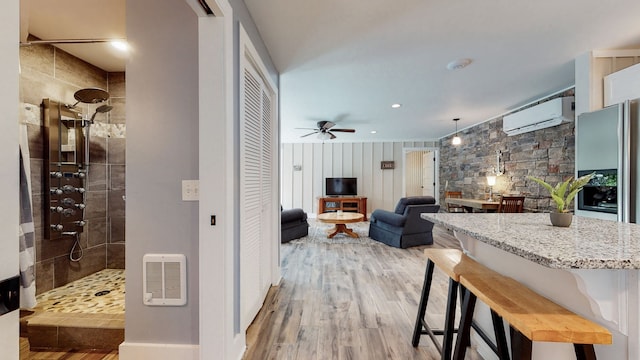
[575,99,640,222]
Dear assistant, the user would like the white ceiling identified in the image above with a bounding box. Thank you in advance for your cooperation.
[20,0,640,143]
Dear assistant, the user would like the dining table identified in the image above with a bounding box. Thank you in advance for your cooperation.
[444,197,499,212]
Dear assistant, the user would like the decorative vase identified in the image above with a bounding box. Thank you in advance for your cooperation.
[550,212,572,227]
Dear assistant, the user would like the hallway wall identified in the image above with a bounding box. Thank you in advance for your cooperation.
[19,42,126,294]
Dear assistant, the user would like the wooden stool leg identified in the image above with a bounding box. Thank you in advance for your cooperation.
[491,310,510,360]
[442,277,459,360]
[453,287,477,360]
[510,326,532,360]
[412,259,435,347]
[574,344,597,360]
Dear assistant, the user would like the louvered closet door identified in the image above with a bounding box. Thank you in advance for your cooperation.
[240,60,273,329]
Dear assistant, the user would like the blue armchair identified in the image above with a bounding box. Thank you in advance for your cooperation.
[281,207,309,243]
[368,196,440,248]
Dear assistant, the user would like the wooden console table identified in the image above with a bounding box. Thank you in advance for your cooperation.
[318,196,367,221]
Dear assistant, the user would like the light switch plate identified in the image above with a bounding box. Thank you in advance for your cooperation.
[182,180,199,201]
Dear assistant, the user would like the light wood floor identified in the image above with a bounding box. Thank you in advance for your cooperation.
[244,225,479,360]
[19,225,470,360]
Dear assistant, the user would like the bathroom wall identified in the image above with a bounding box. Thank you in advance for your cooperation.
[439,89,575,212]
[19,41,126,294]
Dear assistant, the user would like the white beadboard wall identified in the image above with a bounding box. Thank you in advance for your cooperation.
[281,141,437,216]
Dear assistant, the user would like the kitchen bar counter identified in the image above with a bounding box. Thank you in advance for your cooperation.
[420,213,640,359]
[421,213,640,269]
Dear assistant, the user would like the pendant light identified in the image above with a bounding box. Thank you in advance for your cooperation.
[452,118,461,145]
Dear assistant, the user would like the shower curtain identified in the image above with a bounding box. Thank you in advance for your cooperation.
[19,124,36,308]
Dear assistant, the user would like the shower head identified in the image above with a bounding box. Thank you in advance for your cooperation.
[70,88,110,107]
[89,104,114,122]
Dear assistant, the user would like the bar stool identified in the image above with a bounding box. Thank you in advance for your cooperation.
[412,249,509,359]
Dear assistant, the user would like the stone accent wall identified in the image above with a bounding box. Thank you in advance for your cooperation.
[439,90,575,212]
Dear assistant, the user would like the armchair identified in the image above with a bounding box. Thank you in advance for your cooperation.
[368,196,440,248]
[281,207,309,243]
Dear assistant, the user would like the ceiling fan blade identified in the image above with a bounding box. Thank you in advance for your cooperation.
[300,131,317,138]
[330,128,356,133]
[295,127,318,130]
[329,132,337,139]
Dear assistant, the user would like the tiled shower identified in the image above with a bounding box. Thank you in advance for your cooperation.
[20,41,126,295]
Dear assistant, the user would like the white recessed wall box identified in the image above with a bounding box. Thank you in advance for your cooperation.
[502,96,575,136]
[143,254,187,306]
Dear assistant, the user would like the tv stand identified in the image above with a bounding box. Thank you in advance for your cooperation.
[318,196,367,221]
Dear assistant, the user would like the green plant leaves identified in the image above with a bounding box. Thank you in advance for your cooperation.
[527,173,595,213]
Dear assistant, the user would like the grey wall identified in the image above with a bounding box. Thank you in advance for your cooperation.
[126,0,200,344]
[439,89,576,212]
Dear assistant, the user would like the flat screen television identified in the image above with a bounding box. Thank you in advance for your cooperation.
[325,177,357,196]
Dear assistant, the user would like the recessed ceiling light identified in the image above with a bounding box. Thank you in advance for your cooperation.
[370,130,377,134]
[391,103,401,108]
[110,40,129,52]
[446,58,472,70]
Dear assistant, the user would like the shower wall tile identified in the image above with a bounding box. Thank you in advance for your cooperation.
[109,98,126,124]
[109,216,125,244]
[35,260,54,295]
[29,159,43,193]
[54,49,108,90]
[85,191,107,220]
[32,193,43,231]
[108,190,126,219]
[108,138,126,165]
[37,237,75,262]
[88,164,108,191]
[89,136,108,164]
[108,72,126,97]
[26,124,44,160]
[107,243,125,269]
[53,245,107,288]
[20,71,80,107]
[88,217,108,248]
[19,43,55,77]
[110,165,125,190]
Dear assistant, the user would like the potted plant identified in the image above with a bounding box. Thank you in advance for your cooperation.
[528,173,594,227]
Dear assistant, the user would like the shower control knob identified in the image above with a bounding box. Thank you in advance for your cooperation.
[62,208,76,217]
[74,172,86,178]
[62,184,75,194]
[50,224,64,231]
[75,203,86,210]
[50,171,63,178]
[50,188,63,195]
[74,220,86,227]
[62,197,76,206]
[50,206,63,213]
[76,187,86,194]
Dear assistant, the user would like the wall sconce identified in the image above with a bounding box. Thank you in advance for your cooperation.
[486,175,497,202]
[494,150,504,176]
[452,118,461,145]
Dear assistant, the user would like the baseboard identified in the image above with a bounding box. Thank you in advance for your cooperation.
[119,341,199,360]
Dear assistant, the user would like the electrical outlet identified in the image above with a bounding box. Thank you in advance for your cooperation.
[182,180,199,201]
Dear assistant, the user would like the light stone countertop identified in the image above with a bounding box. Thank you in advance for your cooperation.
[421,213,640,269]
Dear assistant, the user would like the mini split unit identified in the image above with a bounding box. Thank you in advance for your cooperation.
[502,96,575,136]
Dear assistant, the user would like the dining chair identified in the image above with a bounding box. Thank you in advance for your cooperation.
[445,191,465,213]
[497,195,525,213]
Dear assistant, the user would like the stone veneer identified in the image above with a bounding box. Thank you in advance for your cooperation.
[20,39,126,294]
[439,89,575,212]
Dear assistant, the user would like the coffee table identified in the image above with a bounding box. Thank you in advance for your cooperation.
[316,212,365,238]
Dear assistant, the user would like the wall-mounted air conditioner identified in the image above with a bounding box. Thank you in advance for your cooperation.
[502,96,575,136]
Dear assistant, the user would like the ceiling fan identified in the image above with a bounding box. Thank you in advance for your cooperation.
[297,120,356,140]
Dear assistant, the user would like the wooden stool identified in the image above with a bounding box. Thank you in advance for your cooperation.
[454,271,612,360]
[412,249,509,359]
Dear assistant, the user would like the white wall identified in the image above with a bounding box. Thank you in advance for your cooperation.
[281,141,437,215]
[0,0,19,358]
